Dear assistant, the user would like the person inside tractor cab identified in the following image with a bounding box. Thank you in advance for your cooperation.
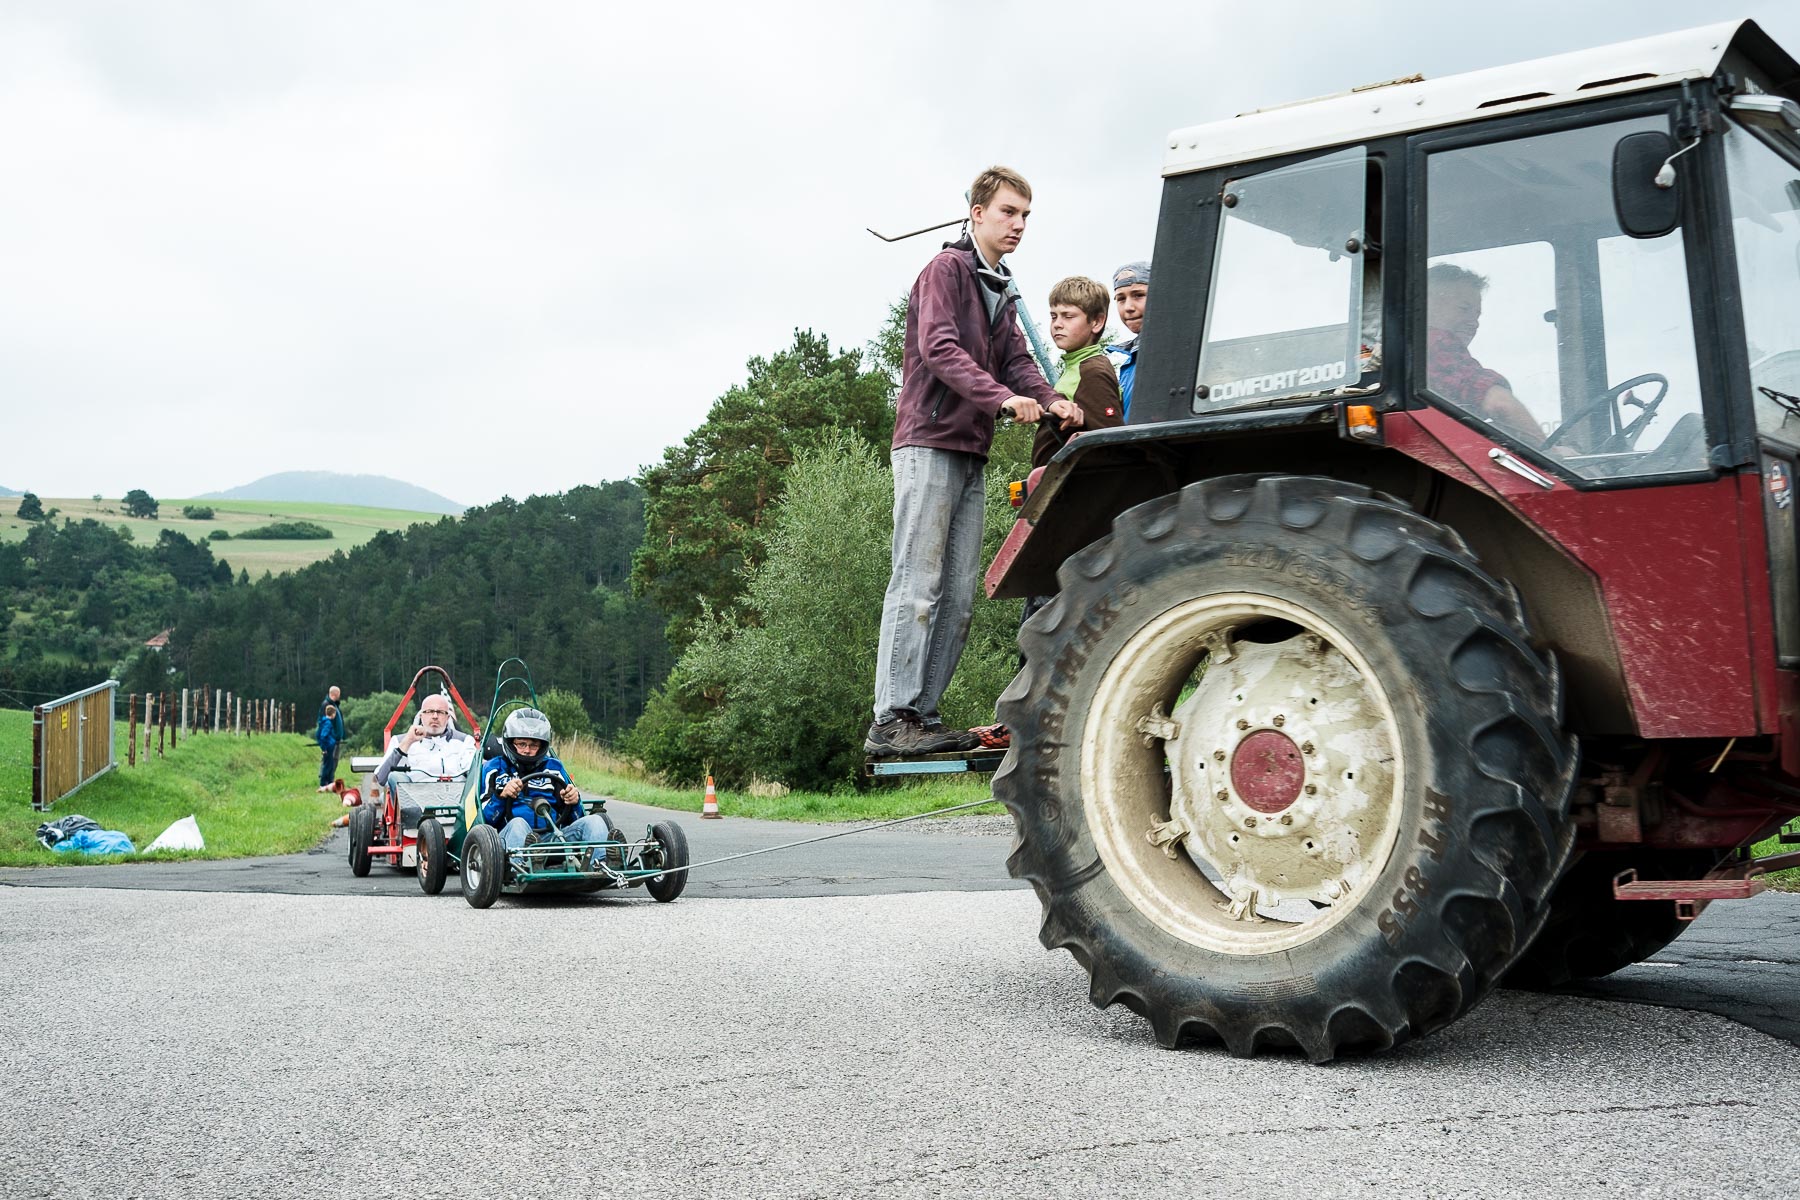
[478,708,617,854]
[1425,263,1545,444]
[373,694,477,826]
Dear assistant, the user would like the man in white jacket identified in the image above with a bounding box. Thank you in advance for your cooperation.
[372,695,476,829]
[373,696,476,783]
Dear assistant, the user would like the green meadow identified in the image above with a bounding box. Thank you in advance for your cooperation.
[1,496,452,575]
[0,707,342,866]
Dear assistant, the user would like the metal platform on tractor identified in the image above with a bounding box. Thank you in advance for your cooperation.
[864,748,1007,778]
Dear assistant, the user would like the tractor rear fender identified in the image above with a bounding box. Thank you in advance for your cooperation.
[986,410,1635,734]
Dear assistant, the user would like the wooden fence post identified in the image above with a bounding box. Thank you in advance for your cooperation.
[157,693,165,757]
[128,694,137,768]
[142,693,153,760]
[213,688,221,734]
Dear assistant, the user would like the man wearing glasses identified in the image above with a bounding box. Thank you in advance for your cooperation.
[372,696,476,788]
[371,694,478,835]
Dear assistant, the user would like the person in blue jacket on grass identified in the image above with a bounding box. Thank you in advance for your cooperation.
[478,707,617,855]
[316,703,341,791]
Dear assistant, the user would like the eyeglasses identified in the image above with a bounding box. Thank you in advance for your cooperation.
[421,707,450,717]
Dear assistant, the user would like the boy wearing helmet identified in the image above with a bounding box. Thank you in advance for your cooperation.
[478,707,616,852]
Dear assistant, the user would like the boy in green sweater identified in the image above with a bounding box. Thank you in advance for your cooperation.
[1033,276,1123,468]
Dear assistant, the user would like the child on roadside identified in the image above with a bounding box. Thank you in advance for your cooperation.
[316,704,341,792]
[478,707,617,853]
[1033,276,1123,469]
[971,277,1128,753]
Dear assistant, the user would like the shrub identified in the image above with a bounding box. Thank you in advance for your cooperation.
[182,505,216,520]
[237,520,332,540]
[620,684,721,786]
[623,424,1033,791]
[334,690,404,753]
[122,489,159,519]
[536,687,595,746]
[208,529,231,541]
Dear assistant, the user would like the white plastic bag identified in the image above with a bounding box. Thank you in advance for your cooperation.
[146,814,205,852]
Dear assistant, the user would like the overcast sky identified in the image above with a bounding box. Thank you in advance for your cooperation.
[3,0,1795,507]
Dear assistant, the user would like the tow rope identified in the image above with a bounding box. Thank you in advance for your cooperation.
[652,798,1002,879]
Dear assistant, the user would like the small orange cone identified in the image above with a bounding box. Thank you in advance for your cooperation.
[702,774,721,819]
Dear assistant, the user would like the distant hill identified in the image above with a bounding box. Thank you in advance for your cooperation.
[0,486,18,497]
[200,471,463,514]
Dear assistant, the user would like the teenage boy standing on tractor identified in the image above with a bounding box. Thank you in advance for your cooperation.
[866,165,1080,758]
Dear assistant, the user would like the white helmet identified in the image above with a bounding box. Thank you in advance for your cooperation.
[500,707,553,772]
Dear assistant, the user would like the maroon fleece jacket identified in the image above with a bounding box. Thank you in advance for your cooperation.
[892,236,1060,461]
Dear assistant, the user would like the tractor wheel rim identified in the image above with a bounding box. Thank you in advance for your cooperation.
[1081,594,1405,955]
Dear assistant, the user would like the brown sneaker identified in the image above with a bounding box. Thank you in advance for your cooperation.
[865,718,930,757]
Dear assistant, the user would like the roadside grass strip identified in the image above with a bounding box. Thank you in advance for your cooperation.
[1750,832,1800,892]
[557,738,1003,823]
[0,708,341,866]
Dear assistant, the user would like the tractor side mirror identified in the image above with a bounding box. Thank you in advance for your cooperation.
[1613,131,1682,239]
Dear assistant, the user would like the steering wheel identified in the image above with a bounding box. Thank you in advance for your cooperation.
[1544,373,1669,453]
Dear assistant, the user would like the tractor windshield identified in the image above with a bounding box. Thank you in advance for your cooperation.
[1422,114,1707,480]
[1722,119,1800,447]
[1196,146,1375,409]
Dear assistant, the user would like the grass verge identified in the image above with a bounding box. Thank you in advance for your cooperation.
[1750,831,1800,892]
[557,738,1004,823]
[1,708,344,867]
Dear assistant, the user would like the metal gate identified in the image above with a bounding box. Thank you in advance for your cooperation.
[31,681,118,812]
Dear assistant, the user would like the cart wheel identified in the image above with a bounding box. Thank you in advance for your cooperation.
[461,824,506,909]
[645,821,689,903]
[417,818,448,896]
[383,796,404,870]
[348,805,374,878]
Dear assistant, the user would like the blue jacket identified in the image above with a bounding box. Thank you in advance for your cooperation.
[1108,337,1139,421]
[316,715,339,753]
[479,755,580,830]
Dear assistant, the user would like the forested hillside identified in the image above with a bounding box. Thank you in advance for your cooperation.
[0,519,233,704]
[174,482,667,735]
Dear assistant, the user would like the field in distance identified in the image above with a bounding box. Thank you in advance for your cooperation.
[0,497,451,575]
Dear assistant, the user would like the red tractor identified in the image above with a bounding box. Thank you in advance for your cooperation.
[988,19,1800,1060]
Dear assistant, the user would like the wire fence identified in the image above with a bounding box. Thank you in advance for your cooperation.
[28,680,299,811]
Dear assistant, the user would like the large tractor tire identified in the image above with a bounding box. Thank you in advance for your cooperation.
[1504,848,1718,988]
[995,475,1578,1061]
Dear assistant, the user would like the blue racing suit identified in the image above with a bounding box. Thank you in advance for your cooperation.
[478,755,613,851]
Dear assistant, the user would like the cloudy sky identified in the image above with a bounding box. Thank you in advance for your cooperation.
[2,0,1794,507]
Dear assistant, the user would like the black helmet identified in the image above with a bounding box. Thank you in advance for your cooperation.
[499,707,554,774]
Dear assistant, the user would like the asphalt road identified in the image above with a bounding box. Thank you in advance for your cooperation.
[1,884,1795,1199]
[0,798,1024,900]
[3,798,1798,1196]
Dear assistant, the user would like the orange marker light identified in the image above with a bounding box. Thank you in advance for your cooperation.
[1008,481,1026,507]
[1346,405,1378,439]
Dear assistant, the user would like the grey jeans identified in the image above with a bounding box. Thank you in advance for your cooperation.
[873,445,986,725]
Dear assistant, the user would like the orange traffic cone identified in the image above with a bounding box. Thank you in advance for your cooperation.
[702,774,721,819]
